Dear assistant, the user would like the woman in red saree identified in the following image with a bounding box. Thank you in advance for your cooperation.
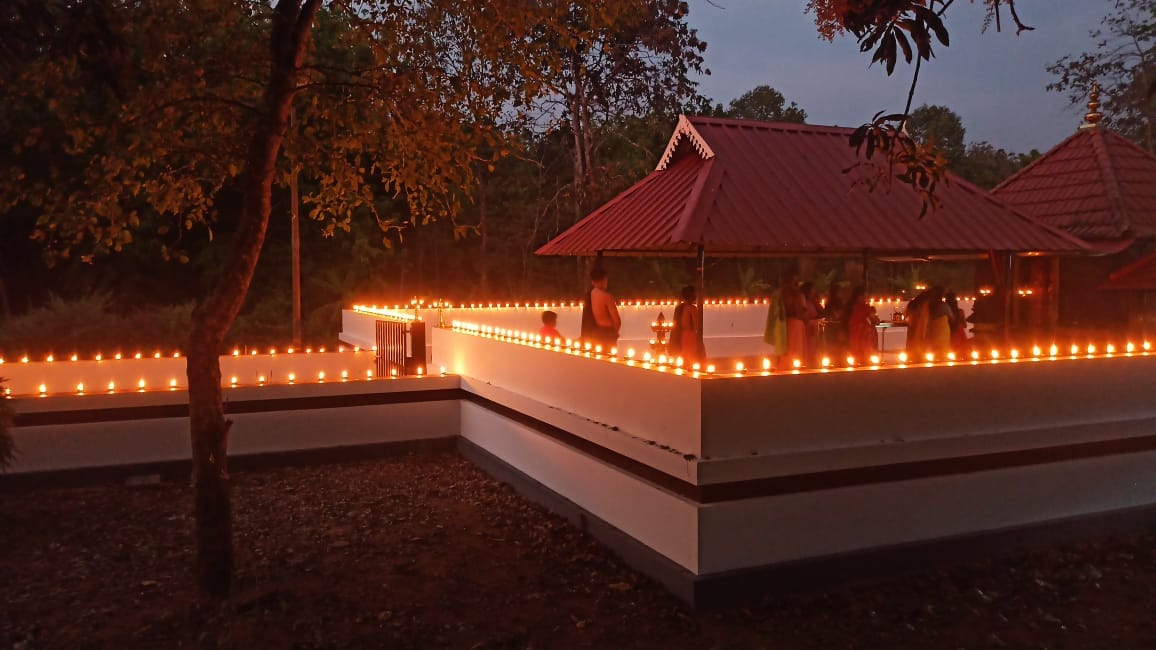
[669,285,705,364]
[846,286,879,362]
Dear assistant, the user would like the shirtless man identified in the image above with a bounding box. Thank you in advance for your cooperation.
[580,268,621,350]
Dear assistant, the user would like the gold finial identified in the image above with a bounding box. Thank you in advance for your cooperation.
[1081,83,1102,128]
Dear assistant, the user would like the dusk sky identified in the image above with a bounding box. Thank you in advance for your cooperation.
[689,1,1113,153]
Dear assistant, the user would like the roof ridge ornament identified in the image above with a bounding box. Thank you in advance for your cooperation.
[656,115,715,171]
[1080,83,1102,129]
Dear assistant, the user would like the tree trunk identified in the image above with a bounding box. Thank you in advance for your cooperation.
[568,52,589,223]
[479,175,488,296]
[291,158,302,347]
[186,0,321,600]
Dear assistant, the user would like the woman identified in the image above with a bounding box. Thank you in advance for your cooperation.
[669,285,704,363]
[845,286,879,362]
[782,273,807,364]
[800,282,823,366]
[945,292,969,354]
[925,286,951,356]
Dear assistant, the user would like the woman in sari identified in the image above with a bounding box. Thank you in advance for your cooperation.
[669,285,704,364]
[845,286,879,362]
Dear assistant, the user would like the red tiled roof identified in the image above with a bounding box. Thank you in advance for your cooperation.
[537,116,1087,257]
[1100,252,1156,291]
[993,127,1156,242]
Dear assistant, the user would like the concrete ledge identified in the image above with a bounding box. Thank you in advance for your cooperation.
[460,434,1156,608]
[0,436,457,490]
[693,502,1156,607]
[458,437,699,604]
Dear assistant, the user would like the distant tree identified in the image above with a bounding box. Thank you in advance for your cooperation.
[905,105,1036,188]
[1047,0,1155,152]
[528,1,707,219]
[955,142,1038,190]
[724,85,807,123]
[905,104,966,164]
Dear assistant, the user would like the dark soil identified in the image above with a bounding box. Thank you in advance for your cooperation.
[2,451,1154,649]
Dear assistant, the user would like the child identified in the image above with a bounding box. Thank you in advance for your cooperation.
[539,310,562,340]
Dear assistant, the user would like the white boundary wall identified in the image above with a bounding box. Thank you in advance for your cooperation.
[8,376,458,475]
[1,350,378,398]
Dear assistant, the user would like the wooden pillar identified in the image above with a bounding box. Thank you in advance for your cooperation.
[1047,256,1061,330]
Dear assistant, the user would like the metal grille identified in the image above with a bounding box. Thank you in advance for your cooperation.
[374,319,426,377]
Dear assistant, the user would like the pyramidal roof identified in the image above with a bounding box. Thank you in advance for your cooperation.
[992,126,1156,243]
[536,115,1087,257]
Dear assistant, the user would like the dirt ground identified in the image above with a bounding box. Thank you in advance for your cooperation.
[2,451,1154,649]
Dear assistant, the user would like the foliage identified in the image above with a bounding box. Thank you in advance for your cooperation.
[737,265,772,298]
[0,292,117,355]
[955,142,1039,190]
[0,294,199,357]
[905,104,966,164]
[905,104,1038,188]
[1047,0,1155,152]
[518,0,707,223]
[847,111,950,218]
[803,1,1037,214]
[723,85,807,123]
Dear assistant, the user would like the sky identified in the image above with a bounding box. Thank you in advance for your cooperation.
[687,0,1113,153]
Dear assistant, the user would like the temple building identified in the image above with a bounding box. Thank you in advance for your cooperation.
[993,87,1156,334]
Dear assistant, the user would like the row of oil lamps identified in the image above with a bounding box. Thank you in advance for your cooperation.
[450,320,1152,378]
[352,296,979,317]
[6,364,449,398]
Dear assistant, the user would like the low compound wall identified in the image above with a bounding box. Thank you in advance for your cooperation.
[6,376,458,477]
[0,349,378,398]
[7,324,1152,604]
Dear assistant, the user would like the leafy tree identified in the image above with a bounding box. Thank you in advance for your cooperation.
[526,1,707,218]
[1047,0,1155,152]
[905,104,1037,188]
[905,104,966,164]
[724,85,807,123]
[1,0,667,599]
[955,142,1039,190]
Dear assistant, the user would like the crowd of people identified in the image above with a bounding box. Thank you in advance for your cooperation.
[764,272,883,366]
[903,286,969,358]
[765,274,977,366]
[542,267,977,369]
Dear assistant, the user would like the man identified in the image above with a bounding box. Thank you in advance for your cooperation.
[580,267,621,350]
